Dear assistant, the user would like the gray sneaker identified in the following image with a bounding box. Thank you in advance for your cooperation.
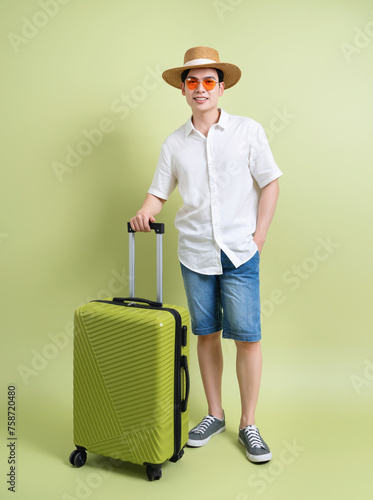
[187,413,226,447]
[238,424,272,463]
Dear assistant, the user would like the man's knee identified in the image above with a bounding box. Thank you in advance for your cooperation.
[235,339,261,350]
[198,330,222,343]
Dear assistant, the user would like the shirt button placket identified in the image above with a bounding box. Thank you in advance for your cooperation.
[206,129,221,269]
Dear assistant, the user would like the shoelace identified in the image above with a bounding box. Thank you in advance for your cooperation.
[243,426,265,449]
[192,415,217,434]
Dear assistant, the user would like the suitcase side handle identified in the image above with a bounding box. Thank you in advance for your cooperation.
[126,221,164,304]
[181,355,190,413]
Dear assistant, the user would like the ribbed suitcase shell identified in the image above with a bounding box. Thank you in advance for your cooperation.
[73,298,189,467]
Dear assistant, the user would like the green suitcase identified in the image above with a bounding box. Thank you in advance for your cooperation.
[69,223,190,481]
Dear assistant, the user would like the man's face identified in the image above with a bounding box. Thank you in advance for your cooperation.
[181,68,224,113]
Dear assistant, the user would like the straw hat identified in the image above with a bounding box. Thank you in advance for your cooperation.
[162,46,242,90]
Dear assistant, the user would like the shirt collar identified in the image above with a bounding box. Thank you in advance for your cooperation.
[184,108,229,137]
[217,108,229,129]
[184,117,194,137]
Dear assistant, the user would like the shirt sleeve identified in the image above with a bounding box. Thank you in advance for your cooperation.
[148,141,177,200]
[249,124,283,188]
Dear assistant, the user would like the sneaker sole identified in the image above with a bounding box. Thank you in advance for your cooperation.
[238,436,272,463]
[187,425,226,447]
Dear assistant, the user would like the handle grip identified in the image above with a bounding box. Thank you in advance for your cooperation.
[127,222,165,234]
[181,355,190,413]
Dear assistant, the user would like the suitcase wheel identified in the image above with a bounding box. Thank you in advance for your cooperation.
[69,448,87,468]
[169,448,185,463]
[146,464,162,481]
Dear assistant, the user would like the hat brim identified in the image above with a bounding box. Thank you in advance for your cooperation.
[162,62,241,90]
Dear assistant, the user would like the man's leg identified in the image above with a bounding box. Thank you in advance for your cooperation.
[187,330,226,447]
[235,339,271,462]
[179,262,224,420]
[219,251,262,428]
[197,330,224,419]
[235,340,262,428]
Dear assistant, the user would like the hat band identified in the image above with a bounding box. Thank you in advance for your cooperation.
[183,58,218,67]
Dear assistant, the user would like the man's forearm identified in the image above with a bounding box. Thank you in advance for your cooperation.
[137,193,166,217]
[253,179,280,253]
[130,193,166,232]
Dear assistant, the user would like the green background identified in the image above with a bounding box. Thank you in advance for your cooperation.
[1,0,372,498]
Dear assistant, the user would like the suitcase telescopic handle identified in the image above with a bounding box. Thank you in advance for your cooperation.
[127,222,164,304]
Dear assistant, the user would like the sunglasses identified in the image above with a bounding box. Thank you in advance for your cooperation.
[185,77,218,91]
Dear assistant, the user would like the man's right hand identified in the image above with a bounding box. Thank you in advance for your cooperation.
[130,212,156,232]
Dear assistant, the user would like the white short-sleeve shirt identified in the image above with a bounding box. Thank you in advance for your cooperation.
[148,108,283,275]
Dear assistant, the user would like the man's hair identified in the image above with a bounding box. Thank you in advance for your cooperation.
[181,68,224,84]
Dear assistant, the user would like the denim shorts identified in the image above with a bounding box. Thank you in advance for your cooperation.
[180,251,261,342]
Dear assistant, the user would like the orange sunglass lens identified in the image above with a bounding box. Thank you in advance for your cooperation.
[186,78,198,89]
[203,79,216,90]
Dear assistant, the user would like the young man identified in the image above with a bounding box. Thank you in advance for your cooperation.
[130,46,282,463]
